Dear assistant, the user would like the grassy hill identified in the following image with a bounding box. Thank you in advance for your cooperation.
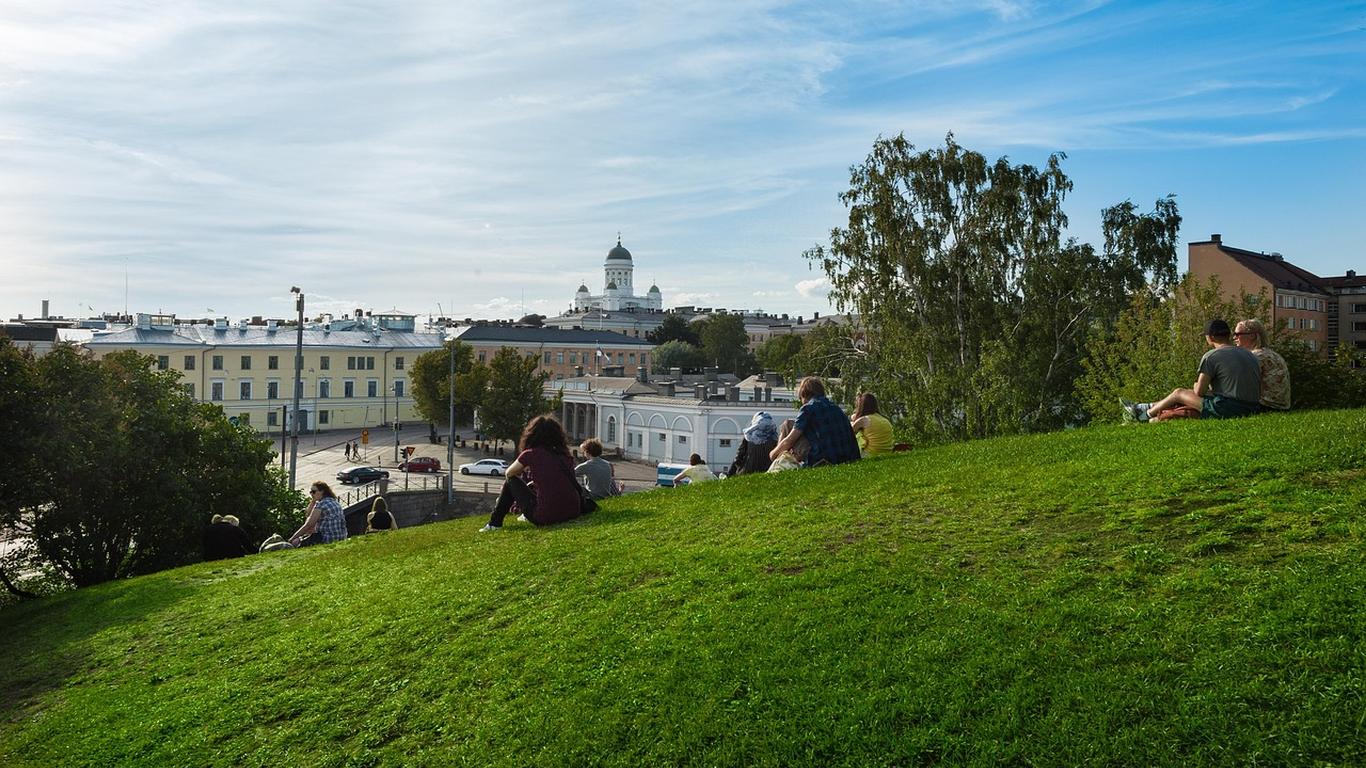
[2,410,1365,767]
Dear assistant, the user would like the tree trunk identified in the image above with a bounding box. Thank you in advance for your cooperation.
[0,567,38,599]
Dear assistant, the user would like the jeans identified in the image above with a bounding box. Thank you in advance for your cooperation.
[488,476,538,527]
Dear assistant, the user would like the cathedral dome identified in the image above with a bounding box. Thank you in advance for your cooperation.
[648,284,660,293]
[577,284,590,293]
[605,281,618,291]
[606,236,632,262]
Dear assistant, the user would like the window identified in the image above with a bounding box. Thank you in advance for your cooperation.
[211,381,224,401]
[617,352,624,364]
[240,381,252,400]
[320,356,330,370]
[367,357,376,370]
[183,383,195,398]
[395,357,404,370]
[1353,322,1366,332]
[556,352,565,364]
[720,438,732,448]
[393,380,405,397]
[212,355,223,370]
[629,353,636,362]
[268,355,278,370]
[1352,303,1366,313]
[267,381,280,399]
[544,351,552,364]
[319,410,329,425]
[641,355,648,369]
[344,380,355,398]
[319,380,331,398]
[478,352,486,363]
[678,435,687,444]
[348,356,357,370]
[658,433,666,442]
[368,380,378,398]
[156,355,168,370]
[241,355,252,370]
[607,418,616,442]
[267,410,278,426]
[184,355,196,370]
[570,352,578,364]
[1308,339,1318,351]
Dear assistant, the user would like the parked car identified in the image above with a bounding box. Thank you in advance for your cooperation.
[459,459,508,476]
[336,466,390,484]
[399,456,441,473]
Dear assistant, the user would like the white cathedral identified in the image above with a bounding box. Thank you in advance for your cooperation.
[572,237,663,312]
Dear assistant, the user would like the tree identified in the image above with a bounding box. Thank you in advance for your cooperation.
[806,133,1181,442]
[408,340,489,426]
[652,340,708,373]
[699,313,756,375]
[755,334,805,380]
[476,348,550,447]
[646,314,701,346]
[0,344,303,590]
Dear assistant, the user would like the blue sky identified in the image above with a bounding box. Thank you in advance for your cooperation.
[2,0,1363,323]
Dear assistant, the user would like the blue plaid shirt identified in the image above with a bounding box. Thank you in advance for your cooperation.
[315,497,348,543]
[794,395,861,467]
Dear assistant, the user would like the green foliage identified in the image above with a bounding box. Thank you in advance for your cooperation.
[755,333,805,380]
[652,339,708,373]
[476,347,550,446]
[645,313,700,346]
[407,340,488,426]
[0,344,303,590]
[2,411,1365,765]
[1276,342,1366,410]
[807,133,1182,443]
[698,313,757,376]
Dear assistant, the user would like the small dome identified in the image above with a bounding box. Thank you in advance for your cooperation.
[577,284,589,293]
[648,284,660,293]
[606,235,632,262]
[605,281,618,291]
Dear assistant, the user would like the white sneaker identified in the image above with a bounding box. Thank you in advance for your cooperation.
[516,514,529,523]
[478,524,501,533]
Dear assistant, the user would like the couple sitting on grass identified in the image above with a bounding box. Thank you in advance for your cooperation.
[1122,318,1291,423]
[726,384,893,476]
[480,415,600,533]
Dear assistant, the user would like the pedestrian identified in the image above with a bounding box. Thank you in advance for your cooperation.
[344,441,352,461]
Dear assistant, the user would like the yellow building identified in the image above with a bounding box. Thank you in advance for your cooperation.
[86,312,442,434]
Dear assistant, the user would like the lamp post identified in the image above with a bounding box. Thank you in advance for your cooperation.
[309,367,318,443]
[446,338,455,504]
[288,287,304,491]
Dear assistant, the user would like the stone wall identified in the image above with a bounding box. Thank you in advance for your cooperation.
[343,485,494,535]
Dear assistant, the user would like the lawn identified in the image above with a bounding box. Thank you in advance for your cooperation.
[2,410,1364,766]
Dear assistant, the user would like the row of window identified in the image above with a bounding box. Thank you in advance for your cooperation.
[1278,294,1325,311]
[200,379,406,402]
[1291,317,1320,331]
[154,354,405,372]
[540,350,648,367]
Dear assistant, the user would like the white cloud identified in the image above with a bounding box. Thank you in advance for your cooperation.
[795,277,831,299]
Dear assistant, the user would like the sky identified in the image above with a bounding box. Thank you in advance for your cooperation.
[2,0,1364,324]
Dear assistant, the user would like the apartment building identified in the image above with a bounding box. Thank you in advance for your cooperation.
[1188,234,1332,351]
[453,325,654,380]
[1320,271,1366,354]
[85,313,442,433]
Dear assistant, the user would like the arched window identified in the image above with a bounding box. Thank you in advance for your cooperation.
[607,416,617,443]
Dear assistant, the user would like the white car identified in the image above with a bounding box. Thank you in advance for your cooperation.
[459,458,508,476]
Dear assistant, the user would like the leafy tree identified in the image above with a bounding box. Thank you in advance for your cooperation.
[755,334,805,381]
[699,313,756,375]
[806,133,1181,442]
[0,344,303,590]
[652,340,708,373]
[476,348,550,447]
[408,340,489,426]
[646,314,701,346]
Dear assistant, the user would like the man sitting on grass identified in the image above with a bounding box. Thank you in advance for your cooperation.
[1122,318,1262,423]
[769,376,861,467]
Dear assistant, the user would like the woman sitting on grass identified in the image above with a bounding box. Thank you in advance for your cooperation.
[727,411,778,476]
[674,454,717,485]
[290,482,347,547]
[767,419,809,473]
[850,392,894,456]
[480,415,582,532]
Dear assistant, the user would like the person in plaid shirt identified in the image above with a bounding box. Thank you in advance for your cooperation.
[769,377,861,468]
[290,481,348,546]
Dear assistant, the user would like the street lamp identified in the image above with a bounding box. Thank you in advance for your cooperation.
[288,287,304,491]
[308,367,318,443]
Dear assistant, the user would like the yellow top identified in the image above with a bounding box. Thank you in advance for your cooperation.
[856,414,894,455]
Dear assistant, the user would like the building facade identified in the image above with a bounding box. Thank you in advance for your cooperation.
[85,313,441,433]
[454,325,655,380]
[572,237,663,313]
[1320,271,1366,354]
[1188,235,1331,351]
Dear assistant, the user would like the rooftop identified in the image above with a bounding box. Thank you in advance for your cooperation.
[454,325,653,346]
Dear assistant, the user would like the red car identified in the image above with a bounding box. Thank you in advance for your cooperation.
[399,456,441,473]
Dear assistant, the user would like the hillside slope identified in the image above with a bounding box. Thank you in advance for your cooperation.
[2,410,1365,767]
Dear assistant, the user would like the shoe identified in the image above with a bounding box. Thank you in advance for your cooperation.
[478,524,501,533]
[516,514,529,523]
[1119,397,1137,423]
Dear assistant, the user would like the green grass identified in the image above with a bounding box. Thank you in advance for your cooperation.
[3,410,1366,767]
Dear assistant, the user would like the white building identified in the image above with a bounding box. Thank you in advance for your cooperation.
[550,375,800,473]
[572,237,663,313]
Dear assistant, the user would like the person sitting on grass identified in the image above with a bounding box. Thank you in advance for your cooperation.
[769,376,861,467]
[727,411,778,476]
[767,419,810,473]
[203,514,252,560]
[480,415,582,532]
[290,482,348,547]
[850,392,894,456]
[674,454,717,485]
[1121,318,1262,423]
[366,498,397,532]
[574,438,621,500]
[1234,318,1291,412]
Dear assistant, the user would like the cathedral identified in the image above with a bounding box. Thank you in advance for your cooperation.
[573,237,663,312]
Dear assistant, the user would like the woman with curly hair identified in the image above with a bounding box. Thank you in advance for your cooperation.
[480,415,582,532]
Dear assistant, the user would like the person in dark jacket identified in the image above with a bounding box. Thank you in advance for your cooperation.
[727,411,778,476]
[203,514,252,560]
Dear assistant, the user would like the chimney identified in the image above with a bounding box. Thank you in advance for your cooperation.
[694,383,708,400]
[763,371,782,387]
[41,299,49,319]
[662,382,676,397]
[727,385,740,402]
[753,386,763,402]
[763,386,772,401]
[1210,234,1221,243]
[1347,270,1357,279]
[813,311,820,320]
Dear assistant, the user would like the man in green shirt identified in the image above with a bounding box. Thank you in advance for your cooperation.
[1123,319,1262,422]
